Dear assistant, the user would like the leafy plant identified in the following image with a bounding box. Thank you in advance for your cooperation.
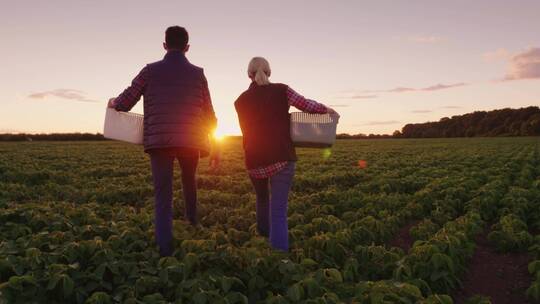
[0,138,538,302]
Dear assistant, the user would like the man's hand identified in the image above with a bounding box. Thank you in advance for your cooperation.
[107,98,116,109]
[208,134,221,171]
[209,151,220,171]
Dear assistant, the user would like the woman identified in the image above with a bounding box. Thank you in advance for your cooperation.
[234,57,338,251]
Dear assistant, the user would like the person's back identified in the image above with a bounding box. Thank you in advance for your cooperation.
[235,82,296,169]
[234,57,337,251]
[108,26,219,257]
[143,51,213,154]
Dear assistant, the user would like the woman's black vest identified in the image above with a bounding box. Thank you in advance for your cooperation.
[234,82,297,169]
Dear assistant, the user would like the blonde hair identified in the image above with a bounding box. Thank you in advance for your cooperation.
[248,57,271,85]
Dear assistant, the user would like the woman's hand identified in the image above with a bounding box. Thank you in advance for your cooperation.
[209,137,221,171]
[326,107,340,117]
[209,151,221,171]
[107,98,116,108]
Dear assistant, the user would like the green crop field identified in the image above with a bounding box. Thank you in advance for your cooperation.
[1,138,540,304]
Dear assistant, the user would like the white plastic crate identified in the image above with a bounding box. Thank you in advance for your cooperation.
[290,112,339,148]
[103,107,144,144]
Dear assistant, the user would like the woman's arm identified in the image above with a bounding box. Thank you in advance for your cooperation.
[287,87,338,115]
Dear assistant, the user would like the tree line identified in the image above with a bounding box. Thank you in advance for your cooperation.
[1,107,539,141]
[337,107,540,139]
[398,106,540,138]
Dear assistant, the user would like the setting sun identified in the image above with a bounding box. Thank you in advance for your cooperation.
[212,123,240,141]
[212,129,226,141]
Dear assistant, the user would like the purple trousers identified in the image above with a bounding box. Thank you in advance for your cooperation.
[149,148,199,256]
[250,162,296,251]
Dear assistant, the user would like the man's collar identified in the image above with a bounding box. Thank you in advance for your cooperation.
[164,50,188,61]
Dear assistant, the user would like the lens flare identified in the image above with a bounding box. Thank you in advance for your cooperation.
[322,148,332,160]
[358,160,367,169]
[213,130,225,142]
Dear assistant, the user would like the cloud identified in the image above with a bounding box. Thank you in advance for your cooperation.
[28,89,99,103]
[411,110,432,113]
[483,48,510,62]
[338,82,467,100]
[350,95,377,99]
[363,120,400,126]
[376,83,467,94]
[337,94,378,99]
[387,87,416,93]
[421,83,467,91]
[504,47,540,80]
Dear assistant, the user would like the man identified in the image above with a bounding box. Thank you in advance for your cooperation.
[108,26,219,256]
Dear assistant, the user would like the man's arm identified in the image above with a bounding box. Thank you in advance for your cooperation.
[201,73,220,169]
[109,66,148,111]
[201,74,217,132]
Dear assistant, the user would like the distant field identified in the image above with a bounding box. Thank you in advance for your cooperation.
[1,138,539,303]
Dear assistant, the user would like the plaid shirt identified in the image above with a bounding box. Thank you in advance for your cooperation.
[248,87,328,179]
[111,67,148,112]
[111,66,215,124]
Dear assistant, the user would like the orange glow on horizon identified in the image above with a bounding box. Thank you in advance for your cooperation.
[213,124,241,139]
[212,129,227,141]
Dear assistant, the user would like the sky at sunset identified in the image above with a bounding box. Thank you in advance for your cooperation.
[1,0,539,135]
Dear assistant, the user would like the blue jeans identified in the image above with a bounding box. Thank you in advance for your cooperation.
[250,162,296,251]
[150,149,199,256]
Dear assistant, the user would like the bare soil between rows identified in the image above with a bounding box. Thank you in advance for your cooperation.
[388,221,418,252]
[388,222,534,303]
[453,230,533,304]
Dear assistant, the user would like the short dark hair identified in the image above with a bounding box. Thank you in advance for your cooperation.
[165,26,189,49]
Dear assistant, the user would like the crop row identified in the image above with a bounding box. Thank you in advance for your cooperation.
[1,139,538,303]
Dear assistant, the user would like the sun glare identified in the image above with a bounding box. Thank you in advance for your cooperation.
[213,129,226,141]
[212,124,241,142]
